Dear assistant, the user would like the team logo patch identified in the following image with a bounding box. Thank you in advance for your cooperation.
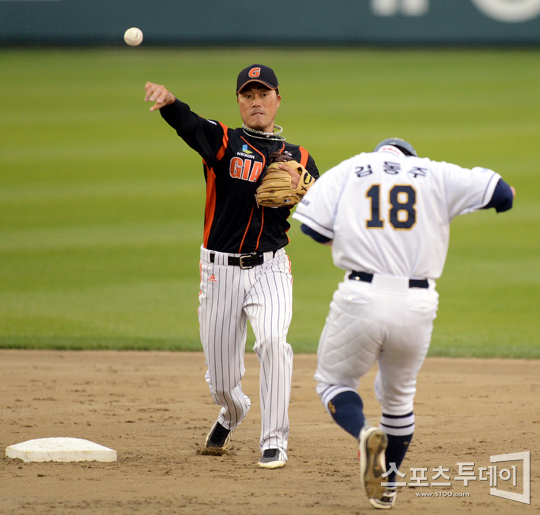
[248,67,261,78]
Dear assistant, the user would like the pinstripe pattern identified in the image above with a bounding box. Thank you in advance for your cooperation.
[199,246,293,457]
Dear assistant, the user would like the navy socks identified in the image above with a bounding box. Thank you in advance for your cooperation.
[380,412,415,484]
[327,390,365,439]
[325,391,414,486]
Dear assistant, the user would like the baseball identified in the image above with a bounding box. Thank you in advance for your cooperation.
[124,27,143,46]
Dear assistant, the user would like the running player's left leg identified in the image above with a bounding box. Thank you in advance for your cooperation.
[244,249,293,467]
[314,279,382,438]
[314,280,388,502]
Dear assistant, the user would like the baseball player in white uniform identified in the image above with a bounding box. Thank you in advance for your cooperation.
[292,138,515,509]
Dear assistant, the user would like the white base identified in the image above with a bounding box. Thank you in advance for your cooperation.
[5,437,117,463]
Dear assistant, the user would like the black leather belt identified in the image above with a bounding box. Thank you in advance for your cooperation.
[210,251,275,270]
[349,271,429,289]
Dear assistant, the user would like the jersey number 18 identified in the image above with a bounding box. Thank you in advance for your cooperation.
[366,184,416,230]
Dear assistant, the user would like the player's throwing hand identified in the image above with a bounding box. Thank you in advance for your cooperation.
[144,82,176,111]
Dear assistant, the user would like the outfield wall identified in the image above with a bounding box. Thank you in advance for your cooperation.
[2,0,540,46]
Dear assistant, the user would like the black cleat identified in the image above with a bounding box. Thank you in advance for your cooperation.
[205,421,232,449]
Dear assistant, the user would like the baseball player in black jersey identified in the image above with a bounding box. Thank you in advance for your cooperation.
[144,64,319,468]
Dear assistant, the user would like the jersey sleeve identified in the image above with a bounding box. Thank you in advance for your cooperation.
[292,158,351,240]
[300,223,332,244]
[300,148,320,179]
[441,162,502,220]
[481,178,514,213]
[159,99,228,165]
[306,154,319,179]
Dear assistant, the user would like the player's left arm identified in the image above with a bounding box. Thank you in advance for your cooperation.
[300,224,332,245]
[272,149,319,191]
[481,178,516,212]
[292,157,351,241]
[283,149,319,186]
[276,159,318,190]
[304,153,319,180]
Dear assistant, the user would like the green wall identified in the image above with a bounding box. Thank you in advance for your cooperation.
[2,0,540,45]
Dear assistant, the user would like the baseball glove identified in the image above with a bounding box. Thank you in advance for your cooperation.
[255,152,315,208]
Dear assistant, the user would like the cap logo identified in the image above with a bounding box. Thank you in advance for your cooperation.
[248,67,261,78]
[379,145,404,157]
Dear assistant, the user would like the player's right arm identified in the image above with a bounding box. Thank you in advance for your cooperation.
[145,82,176,111]
[441,162,514,219]
[144,82,225,164]
[481,179,515,212]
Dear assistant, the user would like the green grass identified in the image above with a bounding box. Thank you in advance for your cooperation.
[1,47,539,356]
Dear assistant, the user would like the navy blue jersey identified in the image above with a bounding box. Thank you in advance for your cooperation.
[160,99,319,254]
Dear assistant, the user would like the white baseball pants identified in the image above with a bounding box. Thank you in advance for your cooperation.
[199,246,293,457]
[315,274,439,416]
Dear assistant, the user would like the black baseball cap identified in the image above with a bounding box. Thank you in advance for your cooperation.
[236,64,279,94]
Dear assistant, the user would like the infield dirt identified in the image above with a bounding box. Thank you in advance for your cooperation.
[0,350,538,514]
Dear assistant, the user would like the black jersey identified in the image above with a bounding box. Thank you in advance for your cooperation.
[160,99,319,254]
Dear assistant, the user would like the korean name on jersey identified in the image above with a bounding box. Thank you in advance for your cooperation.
[292,151,500,280]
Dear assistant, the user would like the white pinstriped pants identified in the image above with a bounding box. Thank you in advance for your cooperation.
[199,246,293,457]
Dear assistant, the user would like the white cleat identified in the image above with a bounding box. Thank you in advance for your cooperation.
[359,427,388,504]
[369,488,397,510]
[258,449,286,469]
